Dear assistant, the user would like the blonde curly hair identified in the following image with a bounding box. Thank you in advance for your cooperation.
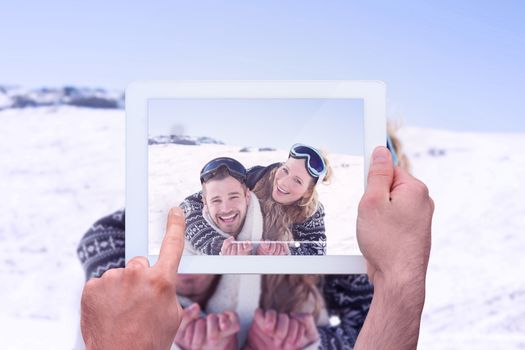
[252,150,333,241]
[255,147,332,321]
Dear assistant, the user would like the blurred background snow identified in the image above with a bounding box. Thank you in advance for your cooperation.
[0,100,125,348]
[1,96,524,348]
[1,1,524,348]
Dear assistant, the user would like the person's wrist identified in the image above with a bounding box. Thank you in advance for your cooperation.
[372,268,427,314]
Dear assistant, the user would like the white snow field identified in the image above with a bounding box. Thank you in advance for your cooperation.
[0,107,125,349]
[1,106,524,348]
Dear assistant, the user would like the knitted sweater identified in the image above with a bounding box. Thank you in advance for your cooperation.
[181,163,327,256]
[77,211,372,349]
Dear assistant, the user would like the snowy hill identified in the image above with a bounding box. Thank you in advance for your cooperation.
[0,85,124,110]
[0,105,524,348]
[397,127,525,348]
[148,134,225,146]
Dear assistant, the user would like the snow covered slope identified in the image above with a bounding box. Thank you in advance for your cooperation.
[0,106,125,348]
[1,106,524,348]
[398,127,525,349]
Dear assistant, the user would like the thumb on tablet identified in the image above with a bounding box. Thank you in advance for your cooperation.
[365,146,394,203]
[155,207,185,279]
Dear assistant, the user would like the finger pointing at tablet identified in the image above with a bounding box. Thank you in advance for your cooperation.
[81,208,186,350]
[155,207,185,278]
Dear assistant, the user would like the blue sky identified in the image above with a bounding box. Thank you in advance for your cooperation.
[2,0,524,132]
[148,98,364,154]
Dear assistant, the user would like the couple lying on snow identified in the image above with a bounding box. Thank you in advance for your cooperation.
[184,143,330,257]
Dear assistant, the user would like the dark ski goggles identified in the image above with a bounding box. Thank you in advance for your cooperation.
[200,157,247,184]
[289,143,327,183]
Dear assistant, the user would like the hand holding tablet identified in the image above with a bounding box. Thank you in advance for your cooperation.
[81,145,434,349]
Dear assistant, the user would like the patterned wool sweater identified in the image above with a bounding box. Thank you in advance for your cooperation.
[181,163,327,256]
[77,210,373,349]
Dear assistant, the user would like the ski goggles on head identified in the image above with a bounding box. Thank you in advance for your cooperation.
[200,157,247,184]
[289,143,327,184]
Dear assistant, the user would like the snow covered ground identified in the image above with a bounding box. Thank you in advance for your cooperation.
[0,107,125,349]
[398,127,525,349]
[1,106,524,348]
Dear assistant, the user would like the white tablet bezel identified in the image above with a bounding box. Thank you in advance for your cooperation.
[126,80,386,274]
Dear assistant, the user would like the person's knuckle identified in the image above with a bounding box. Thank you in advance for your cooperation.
[369,167,390,179]
[229,311,239,322]
[84,277,99,290]
[132,256,148,265]
[123,264,142,278]
[413,179,430,197]
[358,194,382,214]
[151,273,175,294]
[128,256,140,263]
[207,328,219,340]
[101,267,122,280]
[172,303,183,328]
[231,321,240,333]
[81,278,99,302]
[164,233,183,251]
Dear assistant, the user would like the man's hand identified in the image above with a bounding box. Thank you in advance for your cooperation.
[255,241,290,255]
[220,236,253,255]
[81,208,185,350]
[244,309,319,350]
[354,146,434,350]
[357,146,434,287]
[175,303,240,350]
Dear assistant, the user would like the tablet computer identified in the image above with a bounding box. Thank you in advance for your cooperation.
[126,81,386,273]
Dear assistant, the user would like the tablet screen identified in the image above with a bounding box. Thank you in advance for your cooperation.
[147,98,364,257]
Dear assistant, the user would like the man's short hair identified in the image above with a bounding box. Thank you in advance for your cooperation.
[202,166,248,198]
